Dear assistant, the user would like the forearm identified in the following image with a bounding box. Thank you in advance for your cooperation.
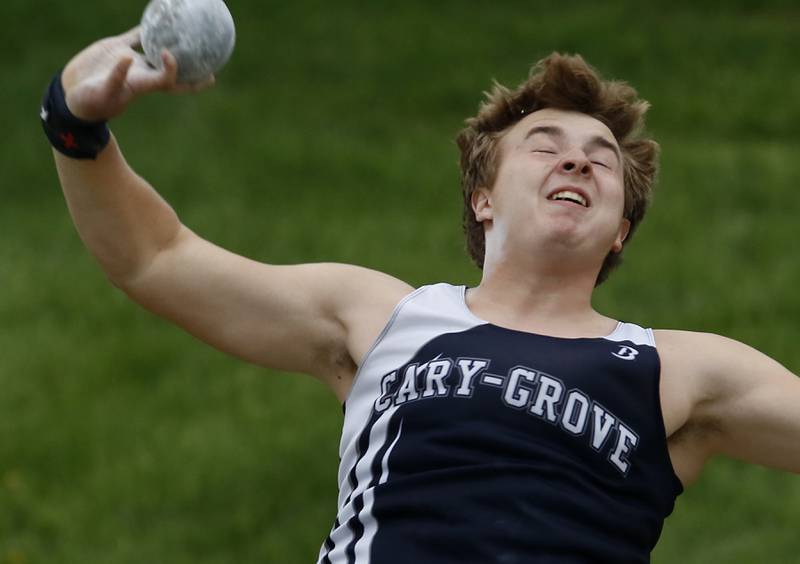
[54,134,181,285]
[45,28,209,286]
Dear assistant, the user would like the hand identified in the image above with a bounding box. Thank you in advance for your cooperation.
[60,27,215,122]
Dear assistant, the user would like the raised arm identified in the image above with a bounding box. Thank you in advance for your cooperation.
[658,330,800,478]
[48,29,413,399]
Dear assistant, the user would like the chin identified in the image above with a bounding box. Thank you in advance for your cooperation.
[542,220,584,245]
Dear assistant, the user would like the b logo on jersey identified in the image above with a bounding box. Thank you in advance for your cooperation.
[612,345,639,361]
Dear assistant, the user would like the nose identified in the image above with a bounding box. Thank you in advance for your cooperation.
[559,152,592,177]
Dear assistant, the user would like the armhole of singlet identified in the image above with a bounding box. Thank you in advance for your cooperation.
[342,285,428,406]
[646,327,657,347]
[648,330,686,495]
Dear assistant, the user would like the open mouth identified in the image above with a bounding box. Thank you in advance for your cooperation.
[547,189,589,208]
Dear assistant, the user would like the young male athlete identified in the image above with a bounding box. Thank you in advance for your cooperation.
[42,28,800,563]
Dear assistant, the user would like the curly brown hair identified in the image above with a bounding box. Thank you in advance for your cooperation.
[456,53,659,285]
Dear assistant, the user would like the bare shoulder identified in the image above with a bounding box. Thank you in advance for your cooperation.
[309,262,414,307]
[318,263,415,332]
[651,329,751,484]
[309,263,415,398]
[650,330,716,436]
[653,329,763,421]
[653,328,743,358]
[653,328,800,482]
[653,328,786,393]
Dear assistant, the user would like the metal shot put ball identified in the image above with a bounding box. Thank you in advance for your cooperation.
[141,0,236,84]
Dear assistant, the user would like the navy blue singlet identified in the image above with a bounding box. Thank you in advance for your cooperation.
[318,283,683,564]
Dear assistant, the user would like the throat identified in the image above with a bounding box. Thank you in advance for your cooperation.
[465,286,614,339]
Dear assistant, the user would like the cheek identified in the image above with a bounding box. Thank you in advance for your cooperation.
[614,168,627,206]
[600,174,627,214]
[490,170,524,212]
[618,183,629,215]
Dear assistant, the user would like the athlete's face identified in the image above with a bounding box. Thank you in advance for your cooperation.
[473,108,630,270]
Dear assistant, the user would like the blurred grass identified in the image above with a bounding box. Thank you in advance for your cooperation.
[2,0,800,562]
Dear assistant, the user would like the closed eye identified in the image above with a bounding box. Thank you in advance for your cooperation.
[533,149,557,154]
[591,160,611,169]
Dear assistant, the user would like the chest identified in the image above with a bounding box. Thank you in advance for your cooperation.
[348,325,668,480]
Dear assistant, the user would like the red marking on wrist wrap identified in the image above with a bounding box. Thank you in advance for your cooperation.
[59,131,78,150]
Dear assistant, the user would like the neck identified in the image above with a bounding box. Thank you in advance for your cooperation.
[468,257,614,338]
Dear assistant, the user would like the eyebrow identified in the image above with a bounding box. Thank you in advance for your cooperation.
[525,124,621,163]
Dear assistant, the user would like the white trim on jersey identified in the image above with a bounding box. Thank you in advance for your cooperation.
[605,322,656,347]
[320,285,483,564]
[457,284,655,347]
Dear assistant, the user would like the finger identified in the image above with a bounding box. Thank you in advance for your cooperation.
[192,74,216,91]
[119,26,142,49]
[132,48,178,93]
[108,55,134,91]
[126,50,176,94]
[160,49,179,87]
[172,74,216,94]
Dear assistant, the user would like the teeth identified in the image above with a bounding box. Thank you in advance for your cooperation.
[549,190,587,207]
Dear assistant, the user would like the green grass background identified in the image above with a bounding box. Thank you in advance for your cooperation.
[3,0,800,562]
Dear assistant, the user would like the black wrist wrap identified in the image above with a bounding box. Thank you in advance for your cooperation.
[40,71,110,160]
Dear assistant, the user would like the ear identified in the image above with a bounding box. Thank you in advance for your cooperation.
[471,187,493,223]
[612,218,631,254]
